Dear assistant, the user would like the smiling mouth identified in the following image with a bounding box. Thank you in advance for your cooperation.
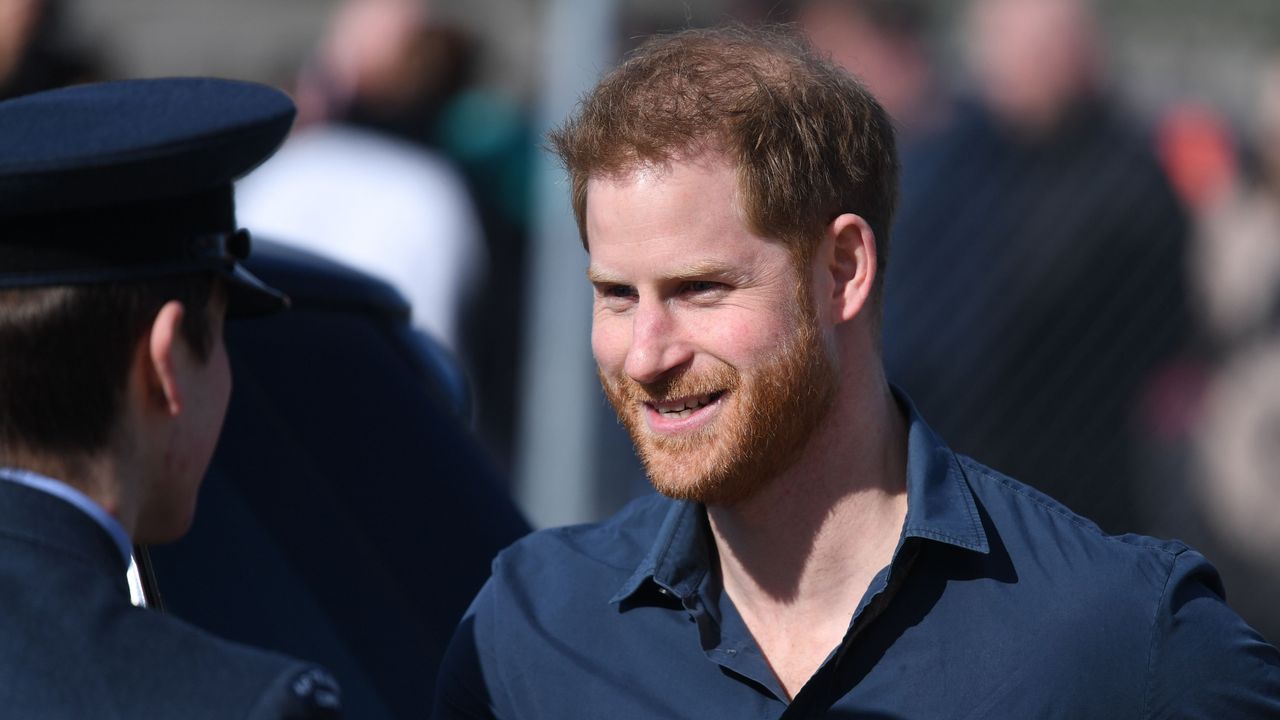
[649,390,727,419]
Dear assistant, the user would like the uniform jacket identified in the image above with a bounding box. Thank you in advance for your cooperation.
[0,479,342,719]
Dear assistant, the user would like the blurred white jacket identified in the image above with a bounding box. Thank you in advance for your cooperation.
[237,125,485,352]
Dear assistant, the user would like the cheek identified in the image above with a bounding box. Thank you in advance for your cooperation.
[705,313,794,366]
[591,317,629,370]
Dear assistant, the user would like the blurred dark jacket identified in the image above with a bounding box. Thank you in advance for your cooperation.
[883,96,1190,535]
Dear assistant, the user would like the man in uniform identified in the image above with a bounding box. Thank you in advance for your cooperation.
[0,78,343,718]
[434,26,1280,718]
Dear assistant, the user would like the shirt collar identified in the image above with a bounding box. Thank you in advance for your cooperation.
[895,388,989,553]
[611,498,709,604]
[0,467,134,568]
[611,386,989,605]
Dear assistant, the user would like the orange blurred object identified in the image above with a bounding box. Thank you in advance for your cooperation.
[1157,103,1239,213]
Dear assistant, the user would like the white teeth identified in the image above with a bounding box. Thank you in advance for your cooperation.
[656,394,713,417]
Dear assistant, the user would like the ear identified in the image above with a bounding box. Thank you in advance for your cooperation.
[824,212,878,324]
[145,300,188,416]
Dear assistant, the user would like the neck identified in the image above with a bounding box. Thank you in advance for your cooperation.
[706,357,908,623]
[704,356,908,698]
[0,442,141,539]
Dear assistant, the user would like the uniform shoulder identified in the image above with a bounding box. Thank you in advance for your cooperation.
[111,606,342,719]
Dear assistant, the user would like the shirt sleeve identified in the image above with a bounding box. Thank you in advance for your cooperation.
[1145,548,1280,718]
[433,576,508,720]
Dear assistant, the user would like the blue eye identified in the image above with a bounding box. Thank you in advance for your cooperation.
[594,284,638,310]
[604,284,637,299]
[684,281,725,295]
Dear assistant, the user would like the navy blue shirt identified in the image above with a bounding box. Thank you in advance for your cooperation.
[435,401,1280,718]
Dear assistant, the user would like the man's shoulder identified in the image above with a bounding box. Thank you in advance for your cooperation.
[493,493,673,582]
[955,453,1194,588]
[956,455,1280,711]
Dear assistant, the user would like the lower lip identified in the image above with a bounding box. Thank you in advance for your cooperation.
[643,393,727,435]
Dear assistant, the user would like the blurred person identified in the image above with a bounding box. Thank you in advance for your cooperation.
[237,0,485,354]
[1187,338,1280,644]
[966,0,1102,139]
[1142,56,1280,644]
[292,0,471,142]
[433,26,1279,718]
[1156,102,1238,217]
[882,0,1190,535]
[0,78,341,718]
[0,0,103,99]
[797,0,942,138]
[236,125,482,354]
[1193,58,1280,350]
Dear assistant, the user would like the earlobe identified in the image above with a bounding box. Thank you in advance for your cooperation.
[147,301,187,416]
[827,213,877,324]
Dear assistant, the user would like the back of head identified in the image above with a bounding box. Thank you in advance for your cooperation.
[550,25,898,301]
[0,279,214,465]
[0,77,295,468]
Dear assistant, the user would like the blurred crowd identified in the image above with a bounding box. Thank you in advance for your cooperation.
[795,0,1280,642]
[6,0,1280,641]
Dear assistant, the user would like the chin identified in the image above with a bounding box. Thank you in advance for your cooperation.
[642,447,764,506]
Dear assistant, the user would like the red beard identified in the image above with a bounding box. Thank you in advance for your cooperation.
[599,297,837,506]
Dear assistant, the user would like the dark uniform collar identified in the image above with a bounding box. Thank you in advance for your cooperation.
[611,386,989,605]
[0,476,131,590]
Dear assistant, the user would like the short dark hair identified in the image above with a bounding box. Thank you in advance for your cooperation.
[0,275,216,459]
[549,24,899,304]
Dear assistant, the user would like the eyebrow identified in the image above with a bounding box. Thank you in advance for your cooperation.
[585,266,619,284]
[586,259,745,285]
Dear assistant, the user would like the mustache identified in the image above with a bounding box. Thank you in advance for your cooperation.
[599,364,740,404]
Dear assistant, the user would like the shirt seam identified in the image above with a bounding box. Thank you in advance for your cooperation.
[1143,546,1184,720]
[960,459,1089,531]
[961,459,1183,558]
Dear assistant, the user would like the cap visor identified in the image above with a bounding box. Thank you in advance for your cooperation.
[224,262,290,317]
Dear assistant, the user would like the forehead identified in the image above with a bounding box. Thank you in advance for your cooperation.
[584,154,781,277]
[587,153,742,222]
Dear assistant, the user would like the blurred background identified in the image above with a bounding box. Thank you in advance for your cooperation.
[11,0,1280,646]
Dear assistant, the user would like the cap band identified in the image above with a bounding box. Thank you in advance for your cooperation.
[0,186,249,287]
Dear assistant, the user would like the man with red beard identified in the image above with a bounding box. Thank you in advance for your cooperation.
[434,26,1280,719]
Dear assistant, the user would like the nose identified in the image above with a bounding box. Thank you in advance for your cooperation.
[624,297,692,384]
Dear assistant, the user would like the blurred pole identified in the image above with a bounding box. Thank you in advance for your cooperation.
[515,0,619,528]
